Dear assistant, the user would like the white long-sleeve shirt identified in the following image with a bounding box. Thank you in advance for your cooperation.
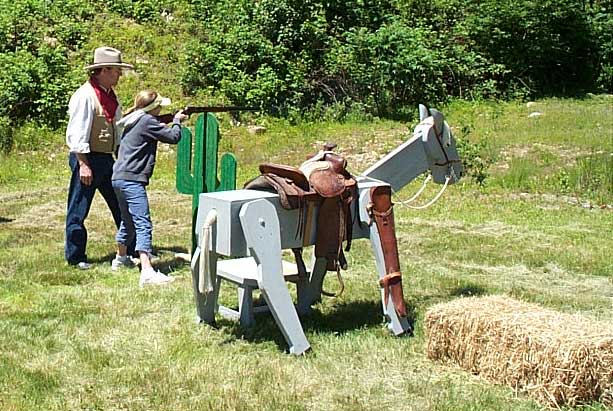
[65,81,122,153]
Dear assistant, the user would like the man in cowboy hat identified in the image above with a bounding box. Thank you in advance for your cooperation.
[64,46,134,269]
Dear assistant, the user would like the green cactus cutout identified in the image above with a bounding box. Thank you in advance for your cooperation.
[176,113,237,252]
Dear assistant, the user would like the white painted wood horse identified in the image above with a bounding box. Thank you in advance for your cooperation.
[189,105,463,355]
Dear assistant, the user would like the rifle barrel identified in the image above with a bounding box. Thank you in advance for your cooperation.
[155,106,258,123]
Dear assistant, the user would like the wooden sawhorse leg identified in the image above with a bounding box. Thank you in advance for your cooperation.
[239,199,311,355]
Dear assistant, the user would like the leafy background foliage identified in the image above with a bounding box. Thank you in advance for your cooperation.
[0,0,611,152]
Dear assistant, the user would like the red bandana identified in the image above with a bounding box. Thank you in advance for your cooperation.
[89,77,119,123]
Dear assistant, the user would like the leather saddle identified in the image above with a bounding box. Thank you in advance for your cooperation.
[244,147,357,274]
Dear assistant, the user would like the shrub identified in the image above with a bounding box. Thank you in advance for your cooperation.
[102,0,183,23]
[0,0,90,138]
[1,0,611,131]
[455,134,492,186]
[0,50,43,120]
[180,0,328,112]
[0,116,12,153]
[0,46,80,127]
[457,0,597,95]
[324,20,507,118]
[589,0,613,91]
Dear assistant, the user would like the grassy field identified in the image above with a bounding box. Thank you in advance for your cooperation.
[0,97,611,411]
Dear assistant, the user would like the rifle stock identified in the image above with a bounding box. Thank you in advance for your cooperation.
[155,105,258,124]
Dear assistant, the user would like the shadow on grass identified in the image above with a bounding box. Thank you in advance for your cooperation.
[449,283,488,297]
[408,279,493,310]
[301,299,417,334]
[155,245,189,255]
[157,256,189,274]
[0,216,13,223]
[155,245,190,273]
[88,246,189,272]
[217,299,417,353]
[90,252,115,265]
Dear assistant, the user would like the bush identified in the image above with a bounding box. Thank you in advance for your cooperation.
[0,50,43,120]
[1,0,611,132]
[323,20,508,118]
[181,0,606,117]
[102,0,184,23]
[457,0,597,95]
[180,0,328,112]
[0,46,80,126]
[0,116,12,153]
[0,0,90,149]
[455,133,492,185]
[589,0,613,91]
[180,1,510,118]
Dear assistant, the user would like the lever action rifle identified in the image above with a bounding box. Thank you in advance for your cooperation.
[155,106,259,124]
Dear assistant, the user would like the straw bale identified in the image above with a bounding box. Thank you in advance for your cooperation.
[425,295,613,407]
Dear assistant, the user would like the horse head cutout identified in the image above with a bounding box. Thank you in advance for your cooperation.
[362,104,464,192]
[416,104,463,185]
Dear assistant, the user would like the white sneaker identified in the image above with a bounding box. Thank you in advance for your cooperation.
[111,255,135,271]
[139,269,175,287]
[76,261,92,270]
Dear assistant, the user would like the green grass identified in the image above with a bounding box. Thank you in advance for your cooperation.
[0,98,612,411]
[446,96,613,204]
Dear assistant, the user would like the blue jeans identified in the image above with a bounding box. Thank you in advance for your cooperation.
[65,152,122,265]
[112,179,153,254]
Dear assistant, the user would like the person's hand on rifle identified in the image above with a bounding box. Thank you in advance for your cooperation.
[173,110,188,124]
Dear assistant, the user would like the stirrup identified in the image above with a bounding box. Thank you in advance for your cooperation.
[322,267,345,297]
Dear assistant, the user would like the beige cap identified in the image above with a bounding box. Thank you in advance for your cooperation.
[142,94,172,113]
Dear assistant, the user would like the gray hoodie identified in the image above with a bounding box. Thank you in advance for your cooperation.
[112,111,182,185]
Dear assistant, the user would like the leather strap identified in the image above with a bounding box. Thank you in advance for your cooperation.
[379,271,402,312]
[379,271,402,288]
[321,266,345,297]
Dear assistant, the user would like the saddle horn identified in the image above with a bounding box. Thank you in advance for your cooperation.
[323,142,337,151]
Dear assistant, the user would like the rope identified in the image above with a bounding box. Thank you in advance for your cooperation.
[395,174,451,210]
[199,209,218,294]
[321,267,345,297]
[393,174,432,205]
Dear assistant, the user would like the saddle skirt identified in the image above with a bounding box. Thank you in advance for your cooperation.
[244,148,358,273]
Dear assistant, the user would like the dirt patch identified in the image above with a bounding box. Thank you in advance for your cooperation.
[7,200,65,232]
[321,126,408,173]
[0,187,63,204]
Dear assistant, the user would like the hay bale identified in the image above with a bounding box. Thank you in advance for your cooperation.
[425,295,613,407]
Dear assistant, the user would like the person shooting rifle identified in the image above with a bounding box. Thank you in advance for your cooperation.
[156,106,258,124]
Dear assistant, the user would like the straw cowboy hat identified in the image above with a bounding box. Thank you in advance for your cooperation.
[85,47,134,70]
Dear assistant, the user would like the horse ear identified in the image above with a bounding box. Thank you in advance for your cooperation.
[430,108,443,131]
[418,104,429,121]
[442,121,452,146]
